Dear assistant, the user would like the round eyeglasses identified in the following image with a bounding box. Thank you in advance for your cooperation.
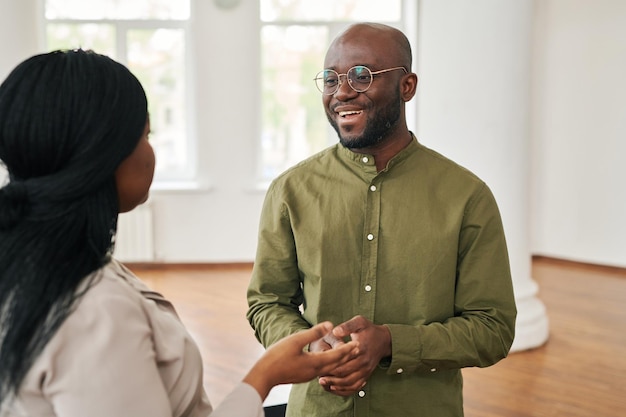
[314,65,407,95]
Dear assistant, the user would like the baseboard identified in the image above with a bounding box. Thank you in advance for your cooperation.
[532,255,626,275]
[124,261,254,271]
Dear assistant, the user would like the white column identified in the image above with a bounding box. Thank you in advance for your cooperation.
[415,0,548,351]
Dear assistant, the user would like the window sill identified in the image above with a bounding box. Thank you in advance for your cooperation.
[150,180,213,194]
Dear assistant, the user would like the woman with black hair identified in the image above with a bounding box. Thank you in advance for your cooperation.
[0,49,358,417]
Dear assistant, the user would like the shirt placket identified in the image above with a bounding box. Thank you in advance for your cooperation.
[355,160,382,416]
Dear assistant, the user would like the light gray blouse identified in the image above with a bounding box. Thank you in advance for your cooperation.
[0,259,263,417]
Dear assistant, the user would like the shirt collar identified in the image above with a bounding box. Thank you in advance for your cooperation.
[337,132,420,172]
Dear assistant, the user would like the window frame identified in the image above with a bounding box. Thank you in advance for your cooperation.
[40,1,197,185]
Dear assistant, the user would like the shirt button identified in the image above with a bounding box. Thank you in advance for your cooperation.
[358,390,366,397]
[396,368,404,374]
[370,185,377,191]
[364,285,372,292]
[367,234,374,241]
[362,156,369,163]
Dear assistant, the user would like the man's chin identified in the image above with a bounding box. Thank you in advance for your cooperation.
[339,134,363,149]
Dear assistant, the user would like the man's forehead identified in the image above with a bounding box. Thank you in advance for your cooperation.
[324,35,394,69]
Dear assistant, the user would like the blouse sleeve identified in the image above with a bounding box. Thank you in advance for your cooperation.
[209,383,264,417]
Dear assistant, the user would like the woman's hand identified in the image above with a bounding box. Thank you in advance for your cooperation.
[242,322,360,400]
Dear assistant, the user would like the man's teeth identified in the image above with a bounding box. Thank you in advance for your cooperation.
[339,110,362,117]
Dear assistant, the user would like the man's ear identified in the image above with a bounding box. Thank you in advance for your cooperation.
[401,73,418,102]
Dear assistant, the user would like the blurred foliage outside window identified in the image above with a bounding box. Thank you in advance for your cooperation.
[44,0,191,181]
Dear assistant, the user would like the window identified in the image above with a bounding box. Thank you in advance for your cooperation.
[44,0,193,182]
[259,0,411,182]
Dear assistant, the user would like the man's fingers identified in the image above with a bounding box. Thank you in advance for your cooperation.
[318,375,368,397]
[332,315,368,338]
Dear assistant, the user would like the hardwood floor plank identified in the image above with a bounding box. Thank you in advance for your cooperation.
[128,258,626,416]
[462,258,626,417]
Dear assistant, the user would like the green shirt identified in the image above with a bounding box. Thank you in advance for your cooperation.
[247,137,516,417]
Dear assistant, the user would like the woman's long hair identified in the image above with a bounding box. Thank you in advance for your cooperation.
[0,49,148,400]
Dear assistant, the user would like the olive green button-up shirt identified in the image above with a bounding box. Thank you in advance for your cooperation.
[247,137,516,417]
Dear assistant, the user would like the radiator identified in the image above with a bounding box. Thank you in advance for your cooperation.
[115,203,155,262]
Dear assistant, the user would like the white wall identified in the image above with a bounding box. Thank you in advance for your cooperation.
[149,1,265,262]
[530,0,626,268]
[0,0,39,80]
[0,0,40,186]
[0,0,624,267]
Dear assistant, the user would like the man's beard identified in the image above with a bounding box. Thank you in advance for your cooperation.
[328,93,402,150]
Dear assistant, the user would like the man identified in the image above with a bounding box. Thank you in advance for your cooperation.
[247,22,516,417]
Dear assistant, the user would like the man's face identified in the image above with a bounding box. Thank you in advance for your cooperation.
[322,30,404,150]
[325,86,402,150]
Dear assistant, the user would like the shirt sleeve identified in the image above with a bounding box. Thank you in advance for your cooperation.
[247,183,312,348]
[386,183,517,374]
[209,383,264,417]
[38,276,174,417]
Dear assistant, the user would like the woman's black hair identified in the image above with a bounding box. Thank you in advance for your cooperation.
[0,49,148,399]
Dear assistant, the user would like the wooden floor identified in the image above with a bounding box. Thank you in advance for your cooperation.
[129,257,626,417]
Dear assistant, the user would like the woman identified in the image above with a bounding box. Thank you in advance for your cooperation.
[0,49,358,417]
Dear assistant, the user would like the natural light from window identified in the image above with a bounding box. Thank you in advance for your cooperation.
[44,0,191,182]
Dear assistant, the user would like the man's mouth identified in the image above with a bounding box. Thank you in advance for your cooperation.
[338,110,363,118]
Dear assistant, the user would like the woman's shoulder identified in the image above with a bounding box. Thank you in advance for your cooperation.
[74,259,146,306]
[41,261,154,346]
[79,258,166,302]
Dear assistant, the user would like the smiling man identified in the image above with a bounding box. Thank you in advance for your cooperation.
[247,22,517,417]
[321,25,411,165]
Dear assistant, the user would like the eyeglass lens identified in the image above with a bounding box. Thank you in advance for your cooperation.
[315,66,373,95]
